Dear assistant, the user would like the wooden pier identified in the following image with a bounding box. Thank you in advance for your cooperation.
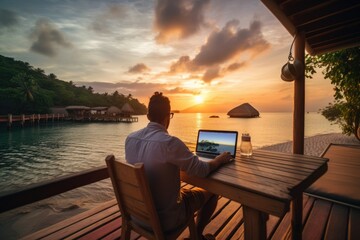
[0,114,66,128]
[83,114,138,123]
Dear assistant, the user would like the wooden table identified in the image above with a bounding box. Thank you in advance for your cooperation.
[181,150,328,240]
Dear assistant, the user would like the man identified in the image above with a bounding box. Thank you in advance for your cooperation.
[125,92,232,239]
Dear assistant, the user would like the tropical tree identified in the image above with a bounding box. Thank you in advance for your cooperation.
[306,47,360,141]
[11,72,37,102]
[48,73,58,80]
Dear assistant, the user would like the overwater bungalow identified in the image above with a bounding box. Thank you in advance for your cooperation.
[64,105,138,122]
[0,1,359,239]
[65,106,91,121]
[91,107,108,115]
[106,106,122,116]
[121,103,134,118]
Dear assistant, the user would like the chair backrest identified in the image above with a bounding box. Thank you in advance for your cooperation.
[105,155,164,239]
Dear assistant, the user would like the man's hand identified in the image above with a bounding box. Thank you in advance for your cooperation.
[209,152,233,172]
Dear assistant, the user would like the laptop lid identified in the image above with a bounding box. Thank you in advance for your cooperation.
[195,130,238,158]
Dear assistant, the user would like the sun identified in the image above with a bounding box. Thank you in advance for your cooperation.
[194,95,204,104]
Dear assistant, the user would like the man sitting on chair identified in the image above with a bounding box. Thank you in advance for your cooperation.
[125,92,232,239]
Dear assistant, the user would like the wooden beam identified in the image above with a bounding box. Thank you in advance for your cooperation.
[281,0,338,17]
[293,32,305,154]
[292,2,360,28]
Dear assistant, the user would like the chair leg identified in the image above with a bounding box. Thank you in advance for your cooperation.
[121,222,131,240]
[188,216,200,240]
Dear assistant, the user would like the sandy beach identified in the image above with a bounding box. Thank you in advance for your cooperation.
[260,133,359,156]
[0,132,359,239]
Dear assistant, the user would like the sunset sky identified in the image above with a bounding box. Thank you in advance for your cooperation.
[0,0,335,112]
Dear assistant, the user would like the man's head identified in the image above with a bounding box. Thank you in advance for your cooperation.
[147,92,171,128]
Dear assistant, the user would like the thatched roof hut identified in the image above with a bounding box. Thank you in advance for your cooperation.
[227,103,259,118]
[107,106,121,115]
[121,103,134,113]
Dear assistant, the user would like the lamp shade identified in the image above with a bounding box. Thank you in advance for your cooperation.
[281,59,303,82]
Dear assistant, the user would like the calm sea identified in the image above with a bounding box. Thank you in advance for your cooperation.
[0,112,341,238]
[0,112,340,192]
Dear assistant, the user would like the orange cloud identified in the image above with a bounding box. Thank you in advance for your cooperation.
[202,66,221,82]
[164,87,200,95]
[127,63,151,74]
[154,0,209,43]
[226,61,247,72]
[165,20,269,83]
[169,56,193,73]
[193,20,269,66]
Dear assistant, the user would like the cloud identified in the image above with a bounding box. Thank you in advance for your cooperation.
[169,56,195,73]
[75,80,166,98]
[91,4,128,33]
[154,0,210,43]
[226,61,247,72]
[0,9,19,30]
[127,63,151,74]
[165,20,269,83]
[202,67,221,82]
[193,20,270,66]
[74,80,200,103]
[164,87,200,95]
[29,18,72,57]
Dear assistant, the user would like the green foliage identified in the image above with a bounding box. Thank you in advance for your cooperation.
[320,103,342,122]
[306,47,360,141]
[0,55,147,115]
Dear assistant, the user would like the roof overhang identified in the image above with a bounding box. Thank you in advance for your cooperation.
[261,0,360,55]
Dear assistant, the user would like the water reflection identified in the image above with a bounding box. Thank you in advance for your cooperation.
[196,112,202,130]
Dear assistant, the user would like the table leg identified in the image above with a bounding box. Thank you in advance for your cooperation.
[291,193,303,240]
[243,206,268,240]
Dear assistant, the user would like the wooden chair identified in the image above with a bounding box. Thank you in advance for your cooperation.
[105,155,198,240]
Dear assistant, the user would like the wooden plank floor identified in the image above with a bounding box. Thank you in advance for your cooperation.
[22,183,360,240]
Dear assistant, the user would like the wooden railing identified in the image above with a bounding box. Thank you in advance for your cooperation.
[0,144,197,214]
[0,166,109,213]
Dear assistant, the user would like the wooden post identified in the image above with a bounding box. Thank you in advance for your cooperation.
[293,32,305,155]
[21,114,25,127]
[31,114,35,125]
[292,32,305,240]
[37,114,41,124]
[7,114,12,129]
[291,192,303,240]
[243,206,267,240]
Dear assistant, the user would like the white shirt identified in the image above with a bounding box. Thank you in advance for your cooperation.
[125,122,210,231]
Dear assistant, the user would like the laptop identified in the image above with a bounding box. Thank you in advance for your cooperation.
[195,130,238,162]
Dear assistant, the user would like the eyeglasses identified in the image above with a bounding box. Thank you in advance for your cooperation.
[170,112,174,119]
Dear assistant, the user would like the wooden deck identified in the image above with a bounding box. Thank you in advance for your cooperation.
[1,143,358,239]
[21,184,360,240]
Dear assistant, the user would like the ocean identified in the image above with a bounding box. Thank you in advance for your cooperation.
[0,112,341,238]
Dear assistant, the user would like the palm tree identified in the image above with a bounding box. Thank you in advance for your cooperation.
[11,72,37,102]
[48,73,58,80]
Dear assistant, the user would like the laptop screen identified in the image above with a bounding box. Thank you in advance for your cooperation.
[196,130,238,158]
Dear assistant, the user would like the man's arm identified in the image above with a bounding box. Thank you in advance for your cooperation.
[208,152,233,172]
